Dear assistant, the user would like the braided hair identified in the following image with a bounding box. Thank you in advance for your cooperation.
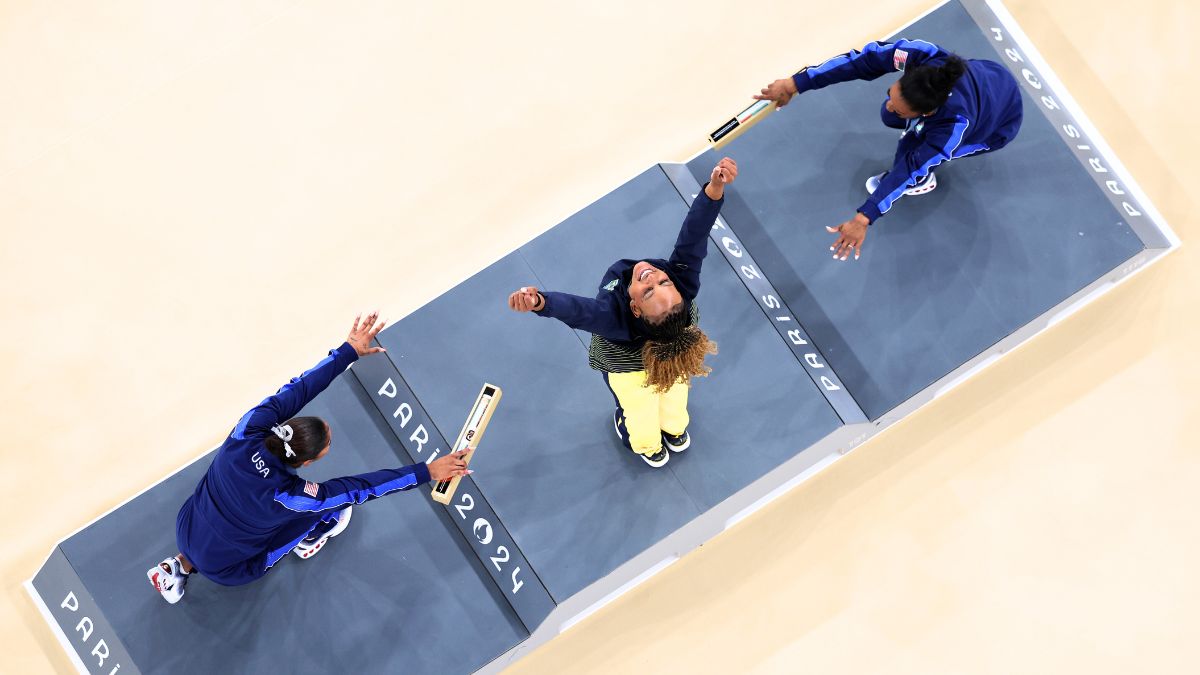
[898,54,966,114]
[640,302,718,393]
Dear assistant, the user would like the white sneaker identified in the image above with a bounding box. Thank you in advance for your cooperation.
[865,172,886,194]
[639,445,670,468]
[293,506,352,560]
[905,171,937,195]
[147,557,189,604]
[865,170,937,196]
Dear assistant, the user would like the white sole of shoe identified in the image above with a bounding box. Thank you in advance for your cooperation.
[904,172,937,195]
[640,451,670,468]
[294,506,353,560]
[865,172,886,195]
[866,171,937,196]
[294,539,325,559]
[147,564,184,604]
[663,434,690,453]
[326,505,352,537]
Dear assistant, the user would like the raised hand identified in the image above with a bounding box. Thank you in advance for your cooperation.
[347,311,387,356]
[826,213,871,262]
[712,157,738,185]
[507,286,544,313]
[705,157,738,200]
[428,450,471,481]
[754,77,799,108]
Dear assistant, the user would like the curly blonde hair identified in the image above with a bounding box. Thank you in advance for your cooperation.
[641,306,718,393]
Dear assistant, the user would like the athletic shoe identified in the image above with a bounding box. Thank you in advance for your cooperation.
[905,171,937,195]
[662,430,690,453]
[865,172,886,194]
[865,170,937,196]
[293,505,353,560]
[147,557,189,604]
[613,409,625,443]
[640,446,670,468]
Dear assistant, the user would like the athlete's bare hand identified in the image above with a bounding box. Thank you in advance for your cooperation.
[507,286,544,313]
[754,77,799,108]
[827,213,870,261]
[705,157,738,200]
[347,311,387,355]
[428,450,471,481]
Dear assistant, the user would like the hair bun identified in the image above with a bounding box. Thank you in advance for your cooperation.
[898,53,966,114]
[935,55,966,91]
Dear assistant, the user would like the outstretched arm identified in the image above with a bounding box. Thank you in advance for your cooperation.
[231,313,387,440]
[669,158,735,269]
[273,451,470,515]
[509,286,634,341]
[756,39,946,107]
[859,117,965,222]
[827,116,967,261]
[666,158,735,299]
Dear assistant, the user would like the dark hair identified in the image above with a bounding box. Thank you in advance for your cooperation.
[265,416,330,467]
[898,54,966,114]
[641,302,718,393]
[643,300,690,334]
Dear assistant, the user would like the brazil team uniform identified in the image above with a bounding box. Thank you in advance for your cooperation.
[175,342,431,585]
[793,39,1024,221]
[533,187,723,457]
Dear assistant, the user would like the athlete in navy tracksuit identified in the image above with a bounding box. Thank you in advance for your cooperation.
[147,314,469,603]
[757,39,1024,261]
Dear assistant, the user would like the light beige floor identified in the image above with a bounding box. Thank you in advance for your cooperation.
[2,0,1196,672]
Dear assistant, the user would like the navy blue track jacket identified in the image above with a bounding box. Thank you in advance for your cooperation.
[177,343,431,580]
[533,187,723,344]
[793,39,1023,221]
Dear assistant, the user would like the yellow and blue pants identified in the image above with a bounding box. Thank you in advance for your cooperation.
[603,371,689,456]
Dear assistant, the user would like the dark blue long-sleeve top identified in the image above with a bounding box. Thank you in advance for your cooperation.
[793,39,1023,222]
[179,343,431,572]
[532,187,723,353]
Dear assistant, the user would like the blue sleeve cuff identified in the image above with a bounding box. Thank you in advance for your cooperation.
[410,461,432,485]
[533,292,555,318]
[858,203,881,224]
[696,182,724,207]
[335,341,361,363]
[792,70,812,95]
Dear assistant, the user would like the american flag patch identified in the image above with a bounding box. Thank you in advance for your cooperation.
[303,481,319,497]
[894,49,909,71]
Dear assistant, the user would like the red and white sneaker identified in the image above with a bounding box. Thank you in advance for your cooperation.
[865,170,937,196]
[147,557,189,604]
[293,506,352,560]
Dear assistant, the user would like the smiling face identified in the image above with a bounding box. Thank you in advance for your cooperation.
[628,261,682,322]
[885,80,928,119]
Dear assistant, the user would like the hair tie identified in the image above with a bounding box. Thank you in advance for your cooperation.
[271,424,295,458]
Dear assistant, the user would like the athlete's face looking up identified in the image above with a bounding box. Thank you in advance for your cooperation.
[885,81,927,119]
[628,261,681,323]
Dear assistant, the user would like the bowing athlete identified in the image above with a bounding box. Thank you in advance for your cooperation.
[147,313,469,603]
[756,39,1024,260]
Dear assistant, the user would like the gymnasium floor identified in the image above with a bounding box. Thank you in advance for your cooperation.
[2,0,1197,672]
